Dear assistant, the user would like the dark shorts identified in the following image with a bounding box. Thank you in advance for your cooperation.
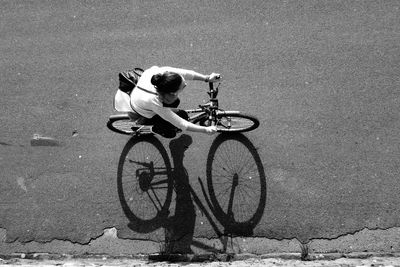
[142,98,189,138]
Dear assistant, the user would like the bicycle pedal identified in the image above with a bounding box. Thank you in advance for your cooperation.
[130,125,141,131]
[133,125,153,135]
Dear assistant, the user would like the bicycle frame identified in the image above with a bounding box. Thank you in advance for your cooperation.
[184,83,218,123]
[185,82,241,127]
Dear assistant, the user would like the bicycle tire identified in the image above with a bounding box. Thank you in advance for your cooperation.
[117,135,173,233]
[215,113,259,133]
[206,133,266,235]
[107,114,138,135]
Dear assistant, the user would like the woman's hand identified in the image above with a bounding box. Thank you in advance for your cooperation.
[205,126,218,135]
[206,73,222,83]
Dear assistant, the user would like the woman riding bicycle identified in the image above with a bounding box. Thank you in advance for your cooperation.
[129,66,221,138]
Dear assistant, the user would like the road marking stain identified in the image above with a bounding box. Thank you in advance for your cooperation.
[16,177,27,192]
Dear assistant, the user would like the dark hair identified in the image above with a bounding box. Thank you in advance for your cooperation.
[151,71,182,93]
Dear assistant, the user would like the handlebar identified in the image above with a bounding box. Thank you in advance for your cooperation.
[208,82,218,98]
[208,75,221,98]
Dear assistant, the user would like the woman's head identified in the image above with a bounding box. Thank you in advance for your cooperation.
[151,71,187,104]
[151,71,183,94]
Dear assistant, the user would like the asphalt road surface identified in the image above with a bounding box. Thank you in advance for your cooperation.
[1,0,400,253]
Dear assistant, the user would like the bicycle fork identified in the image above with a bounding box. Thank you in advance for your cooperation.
[209,98,219,126]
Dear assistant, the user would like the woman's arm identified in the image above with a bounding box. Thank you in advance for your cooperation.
[161,66,221,83]
[155,105,217,135]
[186,122,217,134]
[191,71,221,83]
[188,71,221,83]
[191,71,209,82]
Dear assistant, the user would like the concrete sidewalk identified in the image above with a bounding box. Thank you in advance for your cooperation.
[2,254,400,267]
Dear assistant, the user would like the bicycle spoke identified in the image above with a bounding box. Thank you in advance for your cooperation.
[150,178,170,187]
[148,188,163,212]
[214,153,236,176]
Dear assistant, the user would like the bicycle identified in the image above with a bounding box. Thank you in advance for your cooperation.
[107,82,260,135]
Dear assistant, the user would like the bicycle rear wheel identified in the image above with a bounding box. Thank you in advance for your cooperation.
[215,112,259,132]
[107,114,141,135]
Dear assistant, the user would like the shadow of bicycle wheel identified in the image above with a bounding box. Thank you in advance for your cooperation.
[206,133,267,236]
[117,135,174,233]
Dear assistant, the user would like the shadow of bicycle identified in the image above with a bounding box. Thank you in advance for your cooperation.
[116,133,267,253]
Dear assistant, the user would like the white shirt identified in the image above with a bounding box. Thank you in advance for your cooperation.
[130,66,196,130]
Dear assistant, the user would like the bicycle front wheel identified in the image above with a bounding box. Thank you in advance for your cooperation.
[107,114,137,135]
[215,112,259,133]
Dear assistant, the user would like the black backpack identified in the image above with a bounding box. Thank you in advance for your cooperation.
[118,67,144,95]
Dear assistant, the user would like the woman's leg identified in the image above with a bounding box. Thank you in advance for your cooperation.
[146,109,189,138]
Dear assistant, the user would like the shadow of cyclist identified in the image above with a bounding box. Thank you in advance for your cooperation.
[164,134,196,254]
